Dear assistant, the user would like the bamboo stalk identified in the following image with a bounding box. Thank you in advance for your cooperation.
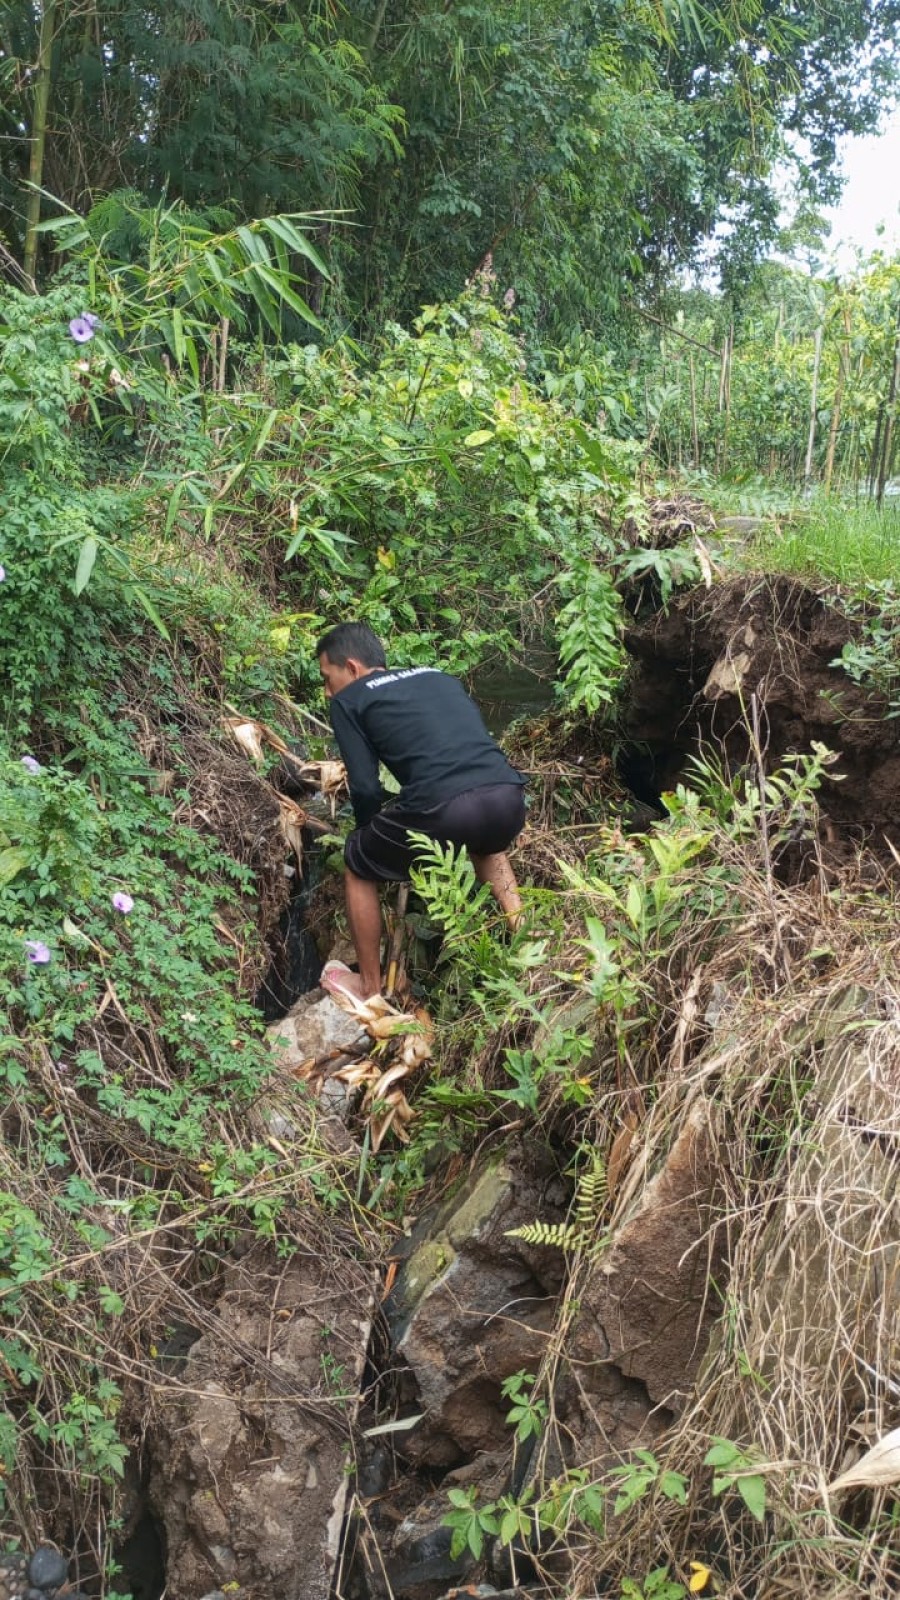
[876,298,900,507]
[216,316,230,393]
[823,303,851,494]
[803,322,824,491]
[22,0,60,284]
[869,407,885,500]
[689,351,699,468]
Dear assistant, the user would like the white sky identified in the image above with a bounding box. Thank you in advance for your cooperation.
[821,106,900,269]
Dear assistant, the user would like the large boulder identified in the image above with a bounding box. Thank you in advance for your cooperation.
[385,1156,567,1467]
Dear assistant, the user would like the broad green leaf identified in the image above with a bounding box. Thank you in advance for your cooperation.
[659,1469,688,1503]
[164,479,186,536]
[171,306,185,363]
[253,407,281,457]
[737,1474,767,1521]
[74,535,99,596]
[446,1488,473,1509]
[464,428,495,447]
[0,848,29,886]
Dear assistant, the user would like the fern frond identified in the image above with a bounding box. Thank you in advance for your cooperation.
[506,1220,585,1250]
[575,1154,608,1234]
[556,555,625,715]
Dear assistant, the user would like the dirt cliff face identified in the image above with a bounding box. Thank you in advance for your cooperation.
[148,1244,375,1600]
[623,574,900,857]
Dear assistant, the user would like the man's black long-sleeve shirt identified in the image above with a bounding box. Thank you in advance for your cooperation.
[328,665,524,827]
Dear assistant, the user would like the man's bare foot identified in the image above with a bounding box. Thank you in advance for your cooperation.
[321,961,381,1006]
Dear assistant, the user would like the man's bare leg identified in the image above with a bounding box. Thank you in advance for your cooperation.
[471,851,523,928]
[342,869,383,999]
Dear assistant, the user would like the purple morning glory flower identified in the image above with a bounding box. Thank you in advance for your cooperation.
[20,755,41,775]
[84,312,100,328]
[111,891,134,914]
[25,940,51,964]
[68,315,95,343]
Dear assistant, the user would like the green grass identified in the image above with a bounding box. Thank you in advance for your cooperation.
[748,498,900,588]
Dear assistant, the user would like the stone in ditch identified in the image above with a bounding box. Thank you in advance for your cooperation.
[27,1549,68,1591]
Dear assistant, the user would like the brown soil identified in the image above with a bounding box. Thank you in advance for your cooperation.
[623,572,900,857]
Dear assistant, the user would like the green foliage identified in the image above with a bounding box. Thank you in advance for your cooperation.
[637,257,900,494]
[671,742,842,850]
[556,555,626,716]
[501,1369,548,1444]
[1,3,403,265]
[620,1570,687,1600]
[609,1450,689,1516]
[754,503,900,588]
[47,193,333,347]
[830,583,900,714]
[443,1485,500,1561]
[507,1149,608,1254]
[704,1436,768,1522]
[615,544,703,608]
[505,1218,584,1251]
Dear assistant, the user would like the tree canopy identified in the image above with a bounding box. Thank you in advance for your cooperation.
[2,0,899,333]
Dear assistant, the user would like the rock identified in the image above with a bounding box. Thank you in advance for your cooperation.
[149,1241,376,1600]
[0,1556,28,1600]
[268,990,366,1070]
[568,1098,727,1417]
[382,1452,511,1599]
[26,1549,68,1591]
[263,990,368,1149]
[385,1155,566,1466]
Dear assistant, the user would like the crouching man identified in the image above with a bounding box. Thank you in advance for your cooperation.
[316,622,526,1003]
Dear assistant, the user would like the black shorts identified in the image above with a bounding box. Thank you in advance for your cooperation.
[344,783,526,883]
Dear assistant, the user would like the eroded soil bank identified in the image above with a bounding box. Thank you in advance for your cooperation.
[622,572,900,855]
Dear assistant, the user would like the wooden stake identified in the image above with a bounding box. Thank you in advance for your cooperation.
[385,882,410,1001]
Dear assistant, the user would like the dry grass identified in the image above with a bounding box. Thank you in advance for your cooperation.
[525,836,900,1598]
[0,1025,376,1578]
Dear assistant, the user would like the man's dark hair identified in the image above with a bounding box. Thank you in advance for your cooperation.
[316,621,386,668]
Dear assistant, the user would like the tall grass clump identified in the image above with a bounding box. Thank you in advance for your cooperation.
[750,498,900,588]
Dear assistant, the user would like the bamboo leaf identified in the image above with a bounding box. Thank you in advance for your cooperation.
[253,264,324,330]
[263,215,331,277]
[131,587,172,641]
[828,1427,900,1495]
